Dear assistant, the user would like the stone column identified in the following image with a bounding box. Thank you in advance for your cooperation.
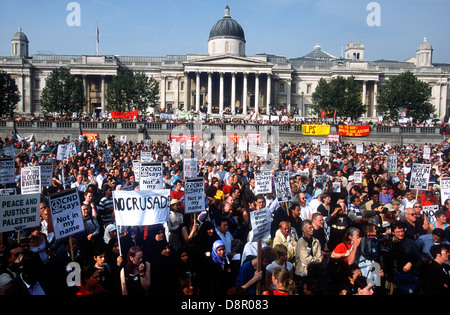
[101,75,105,113]
[195,72,200,113]
[266,74,271,115]
[231,73,236,115]
[362,80,367,117]
[373,81,378,118]
[160,75,166,110]
[243,73,248,116]
[219,72,224,114]
[255,73,259,115]
[286,79,291,114]
[207,72,212,114]
[184,72,189,111]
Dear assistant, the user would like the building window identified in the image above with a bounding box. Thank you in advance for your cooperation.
[167,81,172,91]
[34,79,40,90]
[280,83,285,93]
[307,84,312,95]
[180,81,184,91]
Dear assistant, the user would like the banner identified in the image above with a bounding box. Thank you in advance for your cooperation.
[338,125,371,137]
[175,109,193,120]
[274,171,292,202]
[250,207,272,242]
[21,166,41,195]
[255,171,272,195]
[302,125,330,135]
[0,158,15,185]
[82,132,98,142]
[57,143,77,161]
[113,189,170,226]
[184,177,205,214]
[49,189,85,240]
[110,109,138,119]
[409,163,431,190]
[39,162,54,187]
[140,150,153,163]
[140,162,163,190]
[169,133,200,142]
[3,146,15,157]
[0,193,40,233]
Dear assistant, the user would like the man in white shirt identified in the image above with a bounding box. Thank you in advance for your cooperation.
[299,192,314,220]
[71,174,87,192]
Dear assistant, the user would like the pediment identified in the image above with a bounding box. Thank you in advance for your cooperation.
[185,55,272,67]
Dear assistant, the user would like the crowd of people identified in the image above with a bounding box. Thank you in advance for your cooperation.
[1,130,450,296]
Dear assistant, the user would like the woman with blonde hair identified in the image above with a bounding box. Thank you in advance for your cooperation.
[263,266,296,295]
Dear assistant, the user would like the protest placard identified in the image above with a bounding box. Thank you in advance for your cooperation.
[409,163,431,190]
[102,148,112,164]
[184,177,205,214]
[0,188,16,196]
[255,171,272,195]
[132,160,140,183]
[21,166,41,195]
[39,162,54,187]
[49,189,84,240]
[354,171,363,184]
[183,158,198,179]
[387,154,398,173]
[0,193,40,233]
[140,150,153,163]
[356,144,364,154]
[320,144,330,157]
[274,171,292,202]
[113,189,170,226]
[140,162,163,190]
[249,207,272,242]
[423,146,431,160]
[56,143,77,161]
[0,157,15,185]
[422,204,439,224]
[440,177,450,205]
[3,145,15,157]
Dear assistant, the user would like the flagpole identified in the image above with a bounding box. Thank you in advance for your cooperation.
[96,21,99,56]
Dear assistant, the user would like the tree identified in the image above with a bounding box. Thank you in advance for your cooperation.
[311,76,364,121]
[376,71,434,121]
[40,67,85,116]
[0,71,20,117]
[105,68,159,113]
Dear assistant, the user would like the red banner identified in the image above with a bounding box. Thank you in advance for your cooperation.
[110,110,138,119]
[169,133,200,142]
[338,125,371,137]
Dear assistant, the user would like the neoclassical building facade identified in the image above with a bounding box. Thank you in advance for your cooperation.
[1,6,449,120]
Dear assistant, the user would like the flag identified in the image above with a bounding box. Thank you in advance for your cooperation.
[321,108,335,119]
[96,22,99,55]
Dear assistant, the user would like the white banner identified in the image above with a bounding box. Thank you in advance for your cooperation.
[409,163,431,190]
[184,177,205,214]
[140,162,163,190]
[113,189,170,226]
[49,189,85,240]
[0,158,15,185]
[0,193,40,232]
[255,171,272,195]
[250,207,272,242]
[21,166,41,195]
[274,171,292,202]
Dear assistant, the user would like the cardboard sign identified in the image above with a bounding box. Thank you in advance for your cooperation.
[49,189,84,240]
[113,189,170,226]
[387,154,398,173]
[0,193,40,232]
[0,158,15,185]
[183,158,198,179]
[140,162,163,190]
[140,150,153,163]
[57,143,77,161]
[422,204,439,224]
[274,171,292,202]
[409,163,431,190]
[184,177,205,214]
[250,207,272,242]
[21,166,41,195]
[132,160,140,183]
[255,171,272,195]
[440,177,450,205]
[39,162,54,187]
[102,148,112,164]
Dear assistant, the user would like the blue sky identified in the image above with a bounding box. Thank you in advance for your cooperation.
[1,0,449,62]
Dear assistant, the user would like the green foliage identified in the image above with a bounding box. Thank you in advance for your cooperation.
[0,71,20,117]
[105,68,159,113]
[377,71,434,121]
[39,67,85,116]
[311,76,364,121]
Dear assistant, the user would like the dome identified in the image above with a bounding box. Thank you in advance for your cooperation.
[209,6,245,42]
[12,27,29,43]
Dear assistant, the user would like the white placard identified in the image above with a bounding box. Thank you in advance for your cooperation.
[39,162,54,187]
[0,193,40,232]
[140,150,153,163]
[183,158,198,179]
[320,144,329,157]
[250,207,272,242]
[356,144,364,154]
[422,204,439,224]
[113,189,170,226]
[132,160,140,183]
[49,189,85,240]
[140,162,163,190]
[409,163,431,190]
[21,166,41,195]
[274,171,292,202]
[3,146,15,157]
[387,154,398,173]
[354,171,363,184]
[255,171,272,195]
[440,177,450,205]
[0,158,15,185]
[184,177,205,214]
